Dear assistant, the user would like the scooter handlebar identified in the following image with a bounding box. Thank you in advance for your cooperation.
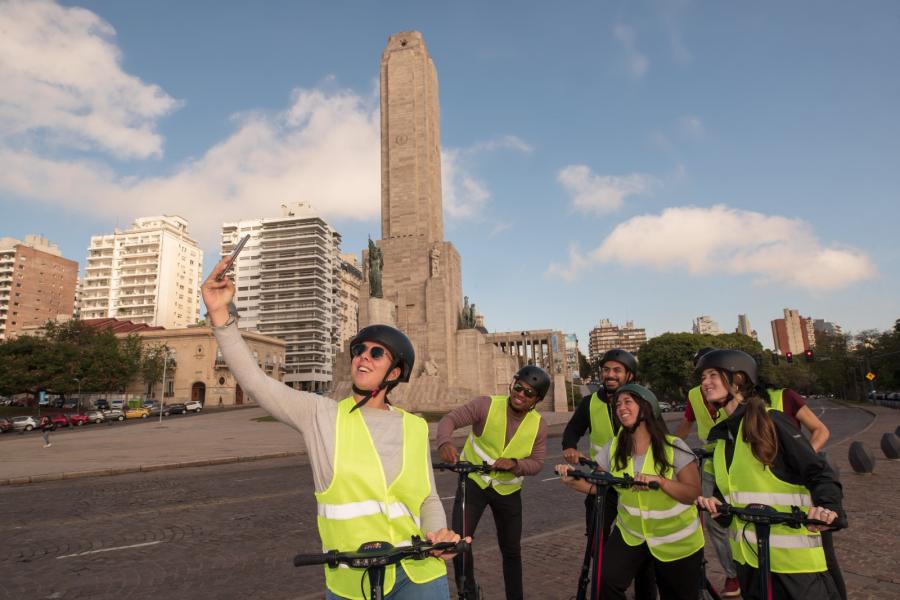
[565,468,660,490]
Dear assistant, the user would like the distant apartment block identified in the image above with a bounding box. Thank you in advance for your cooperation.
[221,203,341,393]
[0,235,78,340]
[692,315,722,336]
[337,253,363,350]
[80,216,202,329]
[588,319,647,363]
[771,308,815,355]
[736,314,758,340]
[813,319,843,340]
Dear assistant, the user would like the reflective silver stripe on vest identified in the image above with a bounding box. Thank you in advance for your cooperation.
[620,501,693,520]
[616,516,701,548]
[469,436,524,486]
[590,442,604,458]
[729,528,823,549]
[317,500,421,528]
[726,491,813,507]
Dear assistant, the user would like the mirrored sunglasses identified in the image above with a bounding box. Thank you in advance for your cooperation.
[512,383,538,399]
[350,343,388,361]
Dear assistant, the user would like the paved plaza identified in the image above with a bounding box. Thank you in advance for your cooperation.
[1,399,897,599]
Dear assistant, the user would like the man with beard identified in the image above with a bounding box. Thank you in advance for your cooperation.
[437,365,549,600]
[562,349,657,600]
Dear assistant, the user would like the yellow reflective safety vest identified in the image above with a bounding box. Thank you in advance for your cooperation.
[609,434,705,562]
[588,392,616,460]
[315,397,446,599]
[689,388,785,443]
[767,388,785,412]
[461,395,541,495]
[713,417,827,574]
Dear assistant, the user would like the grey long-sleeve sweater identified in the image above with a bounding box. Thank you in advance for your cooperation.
[213,322,447,534]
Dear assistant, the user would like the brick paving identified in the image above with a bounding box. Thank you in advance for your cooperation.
[1,401,897,599]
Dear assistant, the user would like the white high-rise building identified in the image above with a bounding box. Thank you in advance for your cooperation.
[81,216,203,328]
[692,315,722,336]
[221,203,342,392]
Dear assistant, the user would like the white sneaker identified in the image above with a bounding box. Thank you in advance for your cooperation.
[44,443,52,448]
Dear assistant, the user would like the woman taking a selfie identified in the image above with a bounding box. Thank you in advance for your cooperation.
[694,349,844,600]
[202,257,462,600]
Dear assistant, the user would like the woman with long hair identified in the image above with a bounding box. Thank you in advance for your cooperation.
[557,383,703,600]
[694,349,844,600]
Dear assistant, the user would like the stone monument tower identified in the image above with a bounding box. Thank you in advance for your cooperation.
[333,31,518,409]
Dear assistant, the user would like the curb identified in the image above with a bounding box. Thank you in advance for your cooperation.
[0,451,307,487]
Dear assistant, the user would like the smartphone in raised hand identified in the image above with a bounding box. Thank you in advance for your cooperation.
[216,234,250,281]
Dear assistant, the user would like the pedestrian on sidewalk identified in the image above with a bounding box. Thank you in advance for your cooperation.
[436,365,549,600]
[40,415,55,448]
[203,257,463,600]
[561,349,658,600]
[695,349,845,600]
[557,384,703,600]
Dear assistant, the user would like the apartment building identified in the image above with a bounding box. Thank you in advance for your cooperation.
[0,235,78,340]
[81,216,203,329]
[221,203,342,392]
[588,319,647,363]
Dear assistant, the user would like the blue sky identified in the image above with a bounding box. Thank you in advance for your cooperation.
[2,0,898,350]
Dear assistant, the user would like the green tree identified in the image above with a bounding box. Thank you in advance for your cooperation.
[577,350,591,380]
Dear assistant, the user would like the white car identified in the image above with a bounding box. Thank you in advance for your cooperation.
[11,416,39,431]
[184,400,203,413]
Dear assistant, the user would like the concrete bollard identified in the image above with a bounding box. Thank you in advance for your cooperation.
[895,425,900,438]
[880,433,900,460]
[848,441,876,474]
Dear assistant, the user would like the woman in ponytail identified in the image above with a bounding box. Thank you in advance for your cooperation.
[694,350,844,600]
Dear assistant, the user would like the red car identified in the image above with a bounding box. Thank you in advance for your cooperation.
[68,413,89,426]
[49,414,71,427]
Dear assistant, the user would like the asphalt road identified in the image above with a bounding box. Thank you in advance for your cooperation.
[0,397,871,600]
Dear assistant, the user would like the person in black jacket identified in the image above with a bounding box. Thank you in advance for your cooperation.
[40,415,55,448]
[695,349,844,600]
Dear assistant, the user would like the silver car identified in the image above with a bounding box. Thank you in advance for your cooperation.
[85,410,106,424]
[102,409,125,422]
[11,416,39,431]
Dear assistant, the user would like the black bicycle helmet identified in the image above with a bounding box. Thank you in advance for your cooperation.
[513,365,551,401]
[350,324,415,382]
[694,349,758,385]
[693,346,717,366]
[599,348,638,374]
[614,383,661,418]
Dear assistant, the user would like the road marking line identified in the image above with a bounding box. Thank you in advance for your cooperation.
[57,540,163,559]
[542,476,560,482]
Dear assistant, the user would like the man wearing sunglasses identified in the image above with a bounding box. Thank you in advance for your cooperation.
[436,365,550,600]
[203,257,463,600]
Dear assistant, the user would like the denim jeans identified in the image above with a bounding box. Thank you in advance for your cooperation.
[325,566,450,600]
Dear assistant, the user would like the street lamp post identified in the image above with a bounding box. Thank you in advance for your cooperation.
[73,378,82,413]
[159,352,169,424]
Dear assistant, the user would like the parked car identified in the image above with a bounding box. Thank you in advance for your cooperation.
[11,416,40,431]
[102,409,125,422]
[50,414,71,428]
[147,403,170,417]
[0,417,11,433]
[125,407,150,419]
[110,399,125,410]
[68,413,89,426]
[85,410,106,424]
[166,403,187,415]
[658,401,673,413]
[95,399,110,410]
[184,400,203,413]
[142,400,156,409]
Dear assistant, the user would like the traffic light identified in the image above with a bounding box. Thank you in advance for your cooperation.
[786,352,793,364]
[805,349,814,363]
[771,353,780,366]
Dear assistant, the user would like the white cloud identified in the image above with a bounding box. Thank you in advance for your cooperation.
[0,0,180,159]
[678,115,705,139]
[546,205,877,291]
[613,24,649,79]
[557,165,657,214]
[442,135,532,219]
[0,86,382,248]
